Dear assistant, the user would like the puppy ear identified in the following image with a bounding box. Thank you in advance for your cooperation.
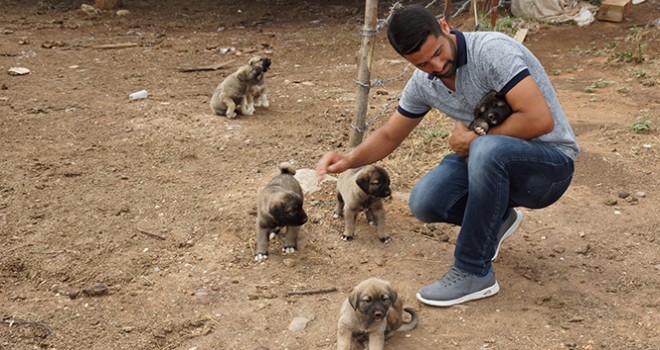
[356,173,370,193]
[348,288,361,310]
[387,287,398,305]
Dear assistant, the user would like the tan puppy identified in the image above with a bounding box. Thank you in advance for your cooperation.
[247,56,271,108]
[254,163,308,261]
[335,165,391,243]
[337,277,418,350]
[210,64,262,118]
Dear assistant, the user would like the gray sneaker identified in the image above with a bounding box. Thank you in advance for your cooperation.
[416,266,500,307]
[492,208,523,260]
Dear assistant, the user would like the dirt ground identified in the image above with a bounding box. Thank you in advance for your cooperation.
[1,0,659,349]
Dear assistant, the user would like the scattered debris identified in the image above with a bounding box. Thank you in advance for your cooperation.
[7,67,30,76]
[129,89,148,100]
[92,43,138,49]
[288,316,312,331]
[177,60,235,73]
[1,319,54,334]
[287,287,337,296]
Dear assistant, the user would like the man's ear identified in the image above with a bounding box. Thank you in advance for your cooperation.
[439,18,451,35]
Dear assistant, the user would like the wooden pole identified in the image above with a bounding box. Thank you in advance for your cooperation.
[348,0,378,148]
[490,0,498,28]
[444,0,452,23]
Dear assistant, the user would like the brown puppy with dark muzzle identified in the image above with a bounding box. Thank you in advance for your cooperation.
[254,163,308,262]
[337,277,418,350]
[335,165,392,243]
[468,90,513,136]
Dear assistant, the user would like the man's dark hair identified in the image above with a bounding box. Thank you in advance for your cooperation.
[387,4,443,56]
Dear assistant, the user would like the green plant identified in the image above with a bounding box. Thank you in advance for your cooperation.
[478,16,528,37]
[608,27,647,64]
[630,68,647,79]
[584,79,615,93]
[626,111,653,133]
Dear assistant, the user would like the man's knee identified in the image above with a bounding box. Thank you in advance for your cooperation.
[409,186,440,223]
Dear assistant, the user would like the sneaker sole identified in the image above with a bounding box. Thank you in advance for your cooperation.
[493,209,524,260]
[416,281,500,307]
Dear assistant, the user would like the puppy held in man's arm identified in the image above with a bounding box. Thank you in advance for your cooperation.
[254,163,308,261]
[337,277,418,350]
[335,165,392,243]
[468,90,513,136]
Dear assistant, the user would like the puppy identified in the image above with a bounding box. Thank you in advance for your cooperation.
[255,163,308,261]
[337,277,418,350]
[247,56,271,108]
[468,90,513,136]
[210,64,262,118]
[335,165,391,243]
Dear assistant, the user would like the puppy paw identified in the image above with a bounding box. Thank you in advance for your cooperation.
[282,246,298,254]
[474,127,486,136]
[379,236,392,244]
[269,232,278,240]
[341,235,354,241]
[333,213,340,219]
[243,104,255,115]
[254,253,268,262]
[226,112,238,119]
[262,99,269,108]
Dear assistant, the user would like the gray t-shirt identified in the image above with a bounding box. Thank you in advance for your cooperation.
[398,30,579,160]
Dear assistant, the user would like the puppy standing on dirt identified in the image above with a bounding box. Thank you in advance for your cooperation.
[254,163,308,261]
[335,165,392,243]
[468,90,513,136]
[247,56,271,108]
[337,277,418,350]
[209,63,262,118]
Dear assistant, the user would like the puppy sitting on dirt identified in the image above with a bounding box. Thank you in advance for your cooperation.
[254,163,308,261]
[468,90,513,136]
[335,165,392,243]
[247,56,271,108]
[209,63,262,118]
[337,277,418,350]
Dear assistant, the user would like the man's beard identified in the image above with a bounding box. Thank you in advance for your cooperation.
[431,35,458,79]
[432,61,456,79]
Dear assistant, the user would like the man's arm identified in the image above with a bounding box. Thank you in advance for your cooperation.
[488,75,554,138]
[316,110,422,176]
[447,75,554,157]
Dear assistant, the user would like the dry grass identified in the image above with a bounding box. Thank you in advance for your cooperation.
[376,109,454,192]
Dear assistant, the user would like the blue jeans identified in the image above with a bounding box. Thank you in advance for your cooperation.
[409,135,574,276]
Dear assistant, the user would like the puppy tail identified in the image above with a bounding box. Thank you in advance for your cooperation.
[397,307,419,332]
[278,162,296,176]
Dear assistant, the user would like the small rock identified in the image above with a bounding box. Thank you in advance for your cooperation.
[634,191,646,198]
[116,9,130,16]
[604,198,617,206]
[80,4,100,16]
[288,316,311,331]
[617,191,630,199]
[82,282,108,297]
[575,244,590,255]
[282,258,296,267]
[7,67,30,76]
